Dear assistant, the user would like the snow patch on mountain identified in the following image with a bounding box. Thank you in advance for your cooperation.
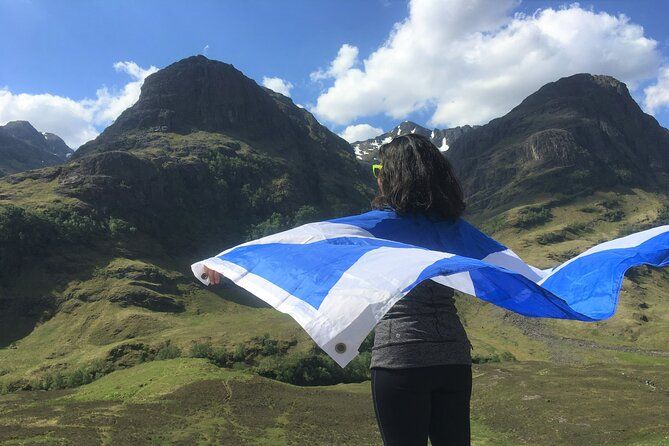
[350,121,478,161]
[438,137,449,152]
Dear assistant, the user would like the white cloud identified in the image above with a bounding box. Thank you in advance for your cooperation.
[310,0,663,128]
[339,123,384,142]
[262,76,294,97]
[643,66,669,114]
[203,44,210,55]
[0,61,157,148]
[310,44,359,81]
[0,89,99,150]
[91,62,158,125]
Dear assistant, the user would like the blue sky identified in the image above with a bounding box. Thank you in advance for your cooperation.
[1,0,669,148]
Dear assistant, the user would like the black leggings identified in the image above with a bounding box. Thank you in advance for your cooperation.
[370,364,472,446]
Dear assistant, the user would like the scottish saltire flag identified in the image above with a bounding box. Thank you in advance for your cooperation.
[191,208,669,367]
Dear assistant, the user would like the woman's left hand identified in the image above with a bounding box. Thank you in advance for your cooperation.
[203,265,221,285]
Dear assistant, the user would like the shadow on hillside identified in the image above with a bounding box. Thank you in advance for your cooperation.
[0,298,55,347]
[0,239,136,347]
[215,279,272,309]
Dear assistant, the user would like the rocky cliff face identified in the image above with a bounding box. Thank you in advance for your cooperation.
[51,55,373,252]
[0,121,73,176]
[445,73,669,213]
[73,55,355,160]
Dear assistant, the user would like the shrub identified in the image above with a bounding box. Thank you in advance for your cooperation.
[155,342,182,360]
[189,342,215,359]
[108,216,138,237]
[601,209,624,222]
[246,212,291,239]
[256,333,295,356]
[36,359,114,391]
[514,205,552,229]
[500,351,517,361]
[185,333,372,386]
[564,222,591,233]
[188,335,298,369]
[536,232,566,245]
[597,198,621,210]
[293,205,320,226]
[547,248,581,263]
[472,351,516,364]
[484,214,508,234]
[656,205,669,225]
[229,333,297,364]
[256,341,372,386]
[232,344,247,362]
[536,221,593,245]
[41,206,106,242]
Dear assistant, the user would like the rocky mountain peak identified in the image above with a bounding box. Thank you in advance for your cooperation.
[3,120,36,129]
[3,120,42,143]
[447,72,669,214]
[73,55,352,160]
[513,73,640,118]
[2,121,72,157]
[351,121,479,162]
[82,55,273,137]
[0,121,73,176]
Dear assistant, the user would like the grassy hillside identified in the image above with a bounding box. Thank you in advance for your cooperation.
[1,63,668,443]
[1,182,668,444]
[0,359,666,445]
[3,187,667,390]
[0,125,375,391]
[463,187,669,362]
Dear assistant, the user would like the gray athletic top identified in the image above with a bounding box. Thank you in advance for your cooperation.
[369,279,473,369]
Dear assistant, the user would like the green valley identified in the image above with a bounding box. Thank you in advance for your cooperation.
[0,57,667,445]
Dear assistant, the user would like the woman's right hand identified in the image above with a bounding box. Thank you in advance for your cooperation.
[203,265,221,285]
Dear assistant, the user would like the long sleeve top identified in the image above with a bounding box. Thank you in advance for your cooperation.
[369,279,473,369]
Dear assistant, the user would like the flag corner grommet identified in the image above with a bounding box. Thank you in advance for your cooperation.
[335,342,346,354]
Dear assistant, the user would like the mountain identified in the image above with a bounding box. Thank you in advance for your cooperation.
[73,54,354,161]
[351,120,478,162]
[1,63,668,445]
[445,73,669,215]
[0,55,374,361]
[445,73,669,396]
[0,121,73,176]
[55,55,374,252]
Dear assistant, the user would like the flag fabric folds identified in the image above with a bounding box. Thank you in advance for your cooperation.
[191,208,669,367]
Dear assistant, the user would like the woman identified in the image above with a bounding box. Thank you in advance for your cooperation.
[202,133,472,445]
[368,133,472,446]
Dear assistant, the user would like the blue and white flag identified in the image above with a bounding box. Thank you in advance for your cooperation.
[191,208,669,367]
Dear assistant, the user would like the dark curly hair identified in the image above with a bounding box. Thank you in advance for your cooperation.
[371,133,466,220]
